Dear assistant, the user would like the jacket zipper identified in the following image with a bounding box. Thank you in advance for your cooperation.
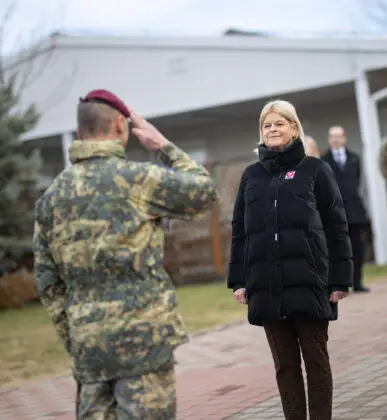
[274,199,278,243]
[274,171,286,319]
[274,172,282,247]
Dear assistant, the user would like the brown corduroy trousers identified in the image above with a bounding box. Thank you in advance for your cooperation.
[263,317,332,420]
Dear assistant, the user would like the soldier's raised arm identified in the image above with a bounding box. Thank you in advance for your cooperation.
[129,108,218,219]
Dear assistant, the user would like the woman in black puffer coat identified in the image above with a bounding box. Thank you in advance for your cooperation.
[228,100,353,420]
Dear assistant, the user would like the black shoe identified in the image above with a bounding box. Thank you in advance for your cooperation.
[353,286,370,293]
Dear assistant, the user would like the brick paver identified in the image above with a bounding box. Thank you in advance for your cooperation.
[1,280,387,419]
[228,356,387,419]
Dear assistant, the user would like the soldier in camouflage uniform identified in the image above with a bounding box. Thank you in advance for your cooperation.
[33,89,218,419]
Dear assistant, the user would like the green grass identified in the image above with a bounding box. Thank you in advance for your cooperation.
[0,280,245,388]
[0,302,70,387]
[1,266,385,388]
[177,281,246,333]
[363,263,387,279]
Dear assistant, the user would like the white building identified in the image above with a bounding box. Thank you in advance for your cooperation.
[14,32,387,263]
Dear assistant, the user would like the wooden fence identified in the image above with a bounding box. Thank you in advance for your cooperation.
[164,156,252,285]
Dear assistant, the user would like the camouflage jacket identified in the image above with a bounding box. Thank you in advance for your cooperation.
[33,139,218,383]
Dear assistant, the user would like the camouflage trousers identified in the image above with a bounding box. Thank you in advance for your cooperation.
[76,367,176,420]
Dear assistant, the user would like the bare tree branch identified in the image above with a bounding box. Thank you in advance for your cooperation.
[0,1,17,85]
[0,1,57,93]
[41,58,79,110]
[9,39,57,96]
[0,1,78,117]
[361,0,387,29]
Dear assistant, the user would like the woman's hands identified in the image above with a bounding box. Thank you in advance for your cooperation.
[234,288,348,305]
[329,290,349,303]
[233,288,247,304]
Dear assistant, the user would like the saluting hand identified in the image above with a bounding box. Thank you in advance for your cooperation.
[128,107,169,152]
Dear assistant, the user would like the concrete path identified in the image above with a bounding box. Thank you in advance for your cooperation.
[1,280,386,419]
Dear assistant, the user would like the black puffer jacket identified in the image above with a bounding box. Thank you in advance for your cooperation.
[227,139,353,326]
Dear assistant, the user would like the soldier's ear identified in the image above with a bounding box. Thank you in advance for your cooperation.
[115,114,126,135]
[76,128,82,140]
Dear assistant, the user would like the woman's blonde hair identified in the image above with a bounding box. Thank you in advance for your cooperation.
[304,135,320,158]
[258,100,305,145]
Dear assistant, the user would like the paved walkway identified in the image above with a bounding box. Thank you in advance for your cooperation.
[1,280,387,419]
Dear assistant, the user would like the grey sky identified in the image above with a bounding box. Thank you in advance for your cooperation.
[0,0,376,54]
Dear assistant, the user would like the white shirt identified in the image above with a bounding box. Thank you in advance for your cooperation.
[332,147,347,168]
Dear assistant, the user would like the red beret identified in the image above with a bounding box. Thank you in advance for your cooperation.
[79,89,130,118]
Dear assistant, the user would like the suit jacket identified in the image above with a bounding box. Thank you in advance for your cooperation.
[321,148,368,225]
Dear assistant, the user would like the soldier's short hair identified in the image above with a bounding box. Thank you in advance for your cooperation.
[77,102,118,138]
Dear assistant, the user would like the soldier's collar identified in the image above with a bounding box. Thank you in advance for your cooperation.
[69,139,126,163]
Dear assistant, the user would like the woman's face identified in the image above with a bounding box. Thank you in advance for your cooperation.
[261,112,297,150]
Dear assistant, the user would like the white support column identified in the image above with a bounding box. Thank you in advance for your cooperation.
[355,71,387,264]
[61,132,73,169]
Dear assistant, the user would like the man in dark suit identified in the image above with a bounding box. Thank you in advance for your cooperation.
[322,125,370,293]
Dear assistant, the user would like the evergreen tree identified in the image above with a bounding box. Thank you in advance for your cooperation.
[0,75,42,275]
